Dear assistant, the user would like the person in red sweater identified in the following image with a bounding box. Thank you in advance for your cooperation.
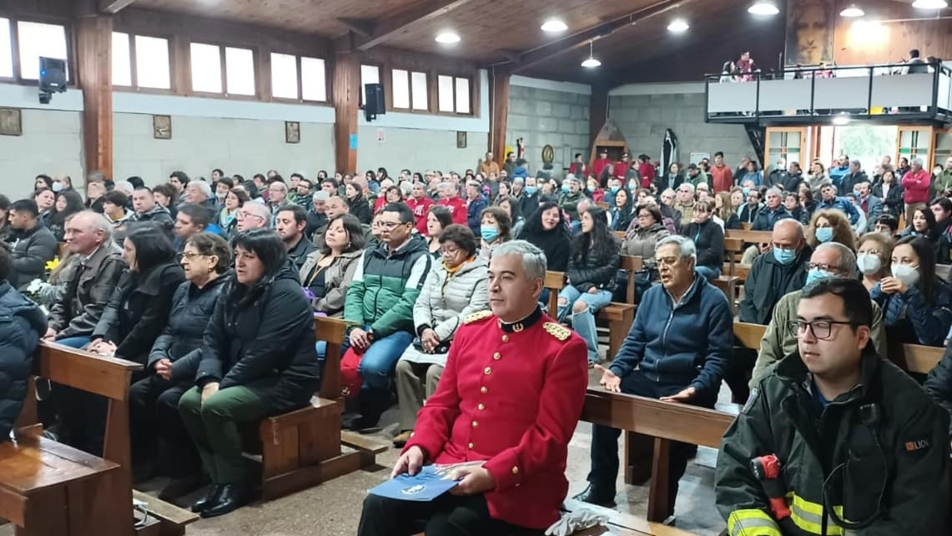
[901,157,932,225]
[637,154,656,188]
[613,153,631,181]
[436,182,467,226]
[710,151,734,193]
[406,182,435,235]
[568,153,587,178]
[592,150,611,179]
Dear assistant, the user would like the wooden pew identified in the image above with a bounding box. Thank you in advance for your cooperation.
[723,238,744,276]
[620,255,643,304]
[544,271,636,359]
[9,341,201,536]
[937,264,951,283]
[581,389,736,523]
[901,344,944,375]
[247,315,386,500]
[725,229,773,246]
[734,322,767,352]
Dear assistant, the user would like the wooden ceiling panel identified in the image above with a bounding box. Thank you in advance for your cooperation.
[382,0,661,61]
[132,0,412,36]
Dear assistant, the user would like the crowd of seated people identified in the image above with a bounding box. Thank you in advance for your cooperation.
[7,149,952,534]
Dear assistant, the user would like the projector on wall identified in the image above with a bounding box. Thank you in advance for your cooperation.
[38,57,68,105]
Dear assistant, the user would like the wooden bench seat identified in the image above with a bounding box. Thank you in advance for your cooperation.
[710,276,740,315]
[131,489,199,536]
[564,499,697,536]
[544,270,637,359]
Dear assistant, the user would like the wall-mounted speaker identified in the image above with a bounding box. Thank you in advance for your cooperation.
[364,83,385,122]
[38,57,67,104]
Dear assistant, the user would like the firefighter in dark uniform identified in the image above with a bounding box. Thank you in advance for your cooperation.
[716,277,949,535]
[357,240,589,536]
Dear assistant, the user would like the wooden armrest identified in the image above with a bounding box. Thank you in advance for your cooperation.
[37,341,141,401]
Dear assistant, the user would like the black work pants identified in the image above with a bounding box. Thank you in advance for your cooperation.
[357,493,541,536]
[587,370,715,518]
[129,375,200,477]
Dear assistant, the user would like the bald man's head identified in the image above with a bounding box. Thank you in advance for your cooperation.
[773,219,805,253]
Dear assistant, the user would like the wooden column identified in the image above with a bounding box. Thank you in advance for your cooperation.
[488,66,510,164]
[333,51,359,174]
[590,84,609,151]
[74,13,113,180]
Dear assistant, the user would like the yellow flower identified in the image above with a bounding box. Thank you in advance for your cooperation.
[45,258,60,271]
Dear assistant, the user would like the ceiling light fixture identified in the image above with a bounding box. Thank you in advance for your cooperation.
[435,32,460,44]
[748,2,780,16]
[667,18,689,33]
[581,41,601,68]
[912,0,948,9]
[840,4,865,17]
[541,19,568,33]
[832,113,850,126]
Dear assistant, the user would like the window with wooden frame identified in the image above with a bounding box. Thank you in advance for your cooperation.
[437,75,471,114]
[270,52,327,102]
[360,64,379,106]
[392,68,428,111]
[0,18,14,79]
[17,20,68,81]
[189,42,256,97]
[111,33,173,90]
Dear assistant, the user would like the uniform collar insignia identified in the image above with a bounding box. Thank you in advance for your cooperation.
[497,306,542,333]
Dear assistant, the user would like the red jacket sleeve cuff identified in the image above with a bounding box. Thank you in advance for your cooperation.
[483,449,522,491]
[403,436,442,462]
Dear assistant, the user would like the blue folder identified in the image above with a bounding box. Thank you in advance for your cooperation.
[368,465,461,502]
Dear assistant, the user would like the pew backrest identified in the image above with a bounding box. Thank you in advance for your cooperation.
[902,343,944,375]
[620,255,644,304]
[726,229,773,245]
[315,316,347,400]
[544,271,566,318]
[734,322,767,352]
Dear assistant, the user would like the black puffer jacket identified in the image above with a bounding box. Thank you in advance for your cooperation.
[566,236,621,292]
[91,261,186,366]
[0,281,48,440]
[681,219,725,271]
[196,261,320,413]
[147,273,229,382]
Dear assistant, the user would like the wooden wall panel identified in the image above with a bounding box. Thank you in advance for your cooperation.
[74,14,113,181]
[488,67,509,164]
[831,0,952,66]
[333,51,359,174]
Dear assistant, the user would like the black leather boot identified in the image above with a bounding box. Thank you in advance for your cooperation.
[190,484,224,513]
[572,484,617,508]
[200,483,253,518]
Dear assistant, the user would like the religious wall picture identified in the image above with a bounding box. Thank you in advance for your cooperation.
[456,131,467,149]
[286,121,301,144]
[0,108,22,136]
[785,0,834,66]
[152,115,172,140]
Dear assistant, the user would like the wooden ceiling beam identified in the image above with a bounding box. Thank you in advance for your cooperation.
[99,0,137,15]
[338,17,374,37]
[507,0,696,72]
[354,0,475,51]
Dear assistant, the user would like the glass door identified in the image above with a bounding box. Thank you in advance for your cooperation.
[765,127,805,175]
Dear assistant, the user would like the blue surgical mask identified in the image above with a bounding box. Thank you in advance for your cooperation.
[610,186,620,194]
[772,247,797,265]
[742,187,751,196]
[806,267,834,286]
[628,181,638,190]
[815,227,833,243]
[853,190,862,198]
[480,225,499,242]
[561,184,571,193]
[52,182,63,193]
[524,186,537,195]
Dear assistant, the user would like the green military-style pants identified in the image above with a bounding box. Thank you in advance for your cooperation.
[178,385,271,484]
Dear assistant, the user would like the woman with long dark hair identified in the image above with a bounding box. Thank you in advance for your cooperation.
[900,206,952,264]
[299,213,366,318]
[609,187,634,231]
[871,235,952,346]
[48,190,85,241]
[88,225,186,364]
[179,229,320,518]
[558,207,620,364]
[129,233,232,500]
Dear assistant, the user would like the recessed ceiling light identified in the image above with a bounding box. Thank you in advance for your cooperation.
[840,4,865,17]
[667,19,689,33]
[912,0,947,9]
[435,32,460,44]
[832,113,850,126]
[581,41,600,68]
[541,19,568,33]
[748,2,780,15]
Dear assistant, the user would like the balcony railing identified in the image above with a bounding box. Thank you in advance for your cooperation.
[704,61,952,125]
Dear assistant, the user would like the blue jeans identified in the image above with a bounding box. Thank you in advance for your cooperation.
[557,286,613,363]
[695,265,721,281]
[56,336,91,349]
[357,328,414,391]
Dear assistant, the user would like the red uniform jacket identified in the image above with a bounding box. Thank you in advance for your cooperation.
[404,309,588,530]
[437,197,468,226]
[406,196,435,235]
[592,158,611,179]
[569,162,587,177]
[638,162,656,188]
[614,161,630,180]
[901,168,931,204]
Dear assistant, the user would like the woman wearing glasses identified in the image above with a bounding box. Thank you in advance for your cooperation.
[391,224,488,447]
[128,233,232,502]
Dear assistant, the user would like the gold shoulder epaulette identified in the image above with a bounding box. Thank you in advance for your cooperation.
[464,310,493,324]
[544,322,571,341]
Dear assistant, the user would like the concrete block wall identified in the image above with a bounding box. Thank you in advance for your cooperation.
[113,113,335,184]
[507,85,591,179]
[357,127,488,175]
[0,109,85,198]
[608,92,753,169]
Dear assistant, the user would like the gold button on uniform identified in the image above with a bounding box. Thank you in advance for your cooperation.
[502,335,509,342]
[484,367,492,375]
[480,386,488,394]
[512,466,519,475]
[472,420,479,428]
[493,352,501,360]
[477,403,485,410]
[468,442,474,449]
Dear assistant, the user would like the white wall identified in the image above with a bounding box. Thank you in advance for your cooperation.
[0,83,85,197]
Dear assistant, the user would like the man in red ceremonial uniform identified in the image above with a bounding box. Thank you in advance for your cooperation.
[357,240,589,536]
[592,149,611,179]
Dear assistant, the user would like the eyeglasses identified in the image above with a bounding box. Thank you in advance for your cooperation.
[656,256,680,266]
[807,262,839,272]
[377,220,407,229]
[181,251,207,260]
[237,211,264,220]
[788,320,853,340]
[440,246,461,257]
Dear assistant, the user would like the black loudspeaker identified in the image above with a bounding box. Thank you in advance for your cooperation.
[39,57,67,94]
[364,83,385,121]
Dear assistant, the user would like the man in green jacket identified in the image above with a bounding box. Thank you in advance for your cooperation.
[749,242,887,387]
[717,277,949,536]
[344,203,432,429]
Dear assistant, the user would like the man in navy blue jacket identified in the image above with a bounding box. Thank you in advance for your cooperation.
[574,235,733,520]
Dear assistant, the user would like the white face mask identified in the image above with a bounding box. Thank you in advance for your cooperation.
[52,182,63,193]
[891,263,920,287]
[856,253,882,275]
